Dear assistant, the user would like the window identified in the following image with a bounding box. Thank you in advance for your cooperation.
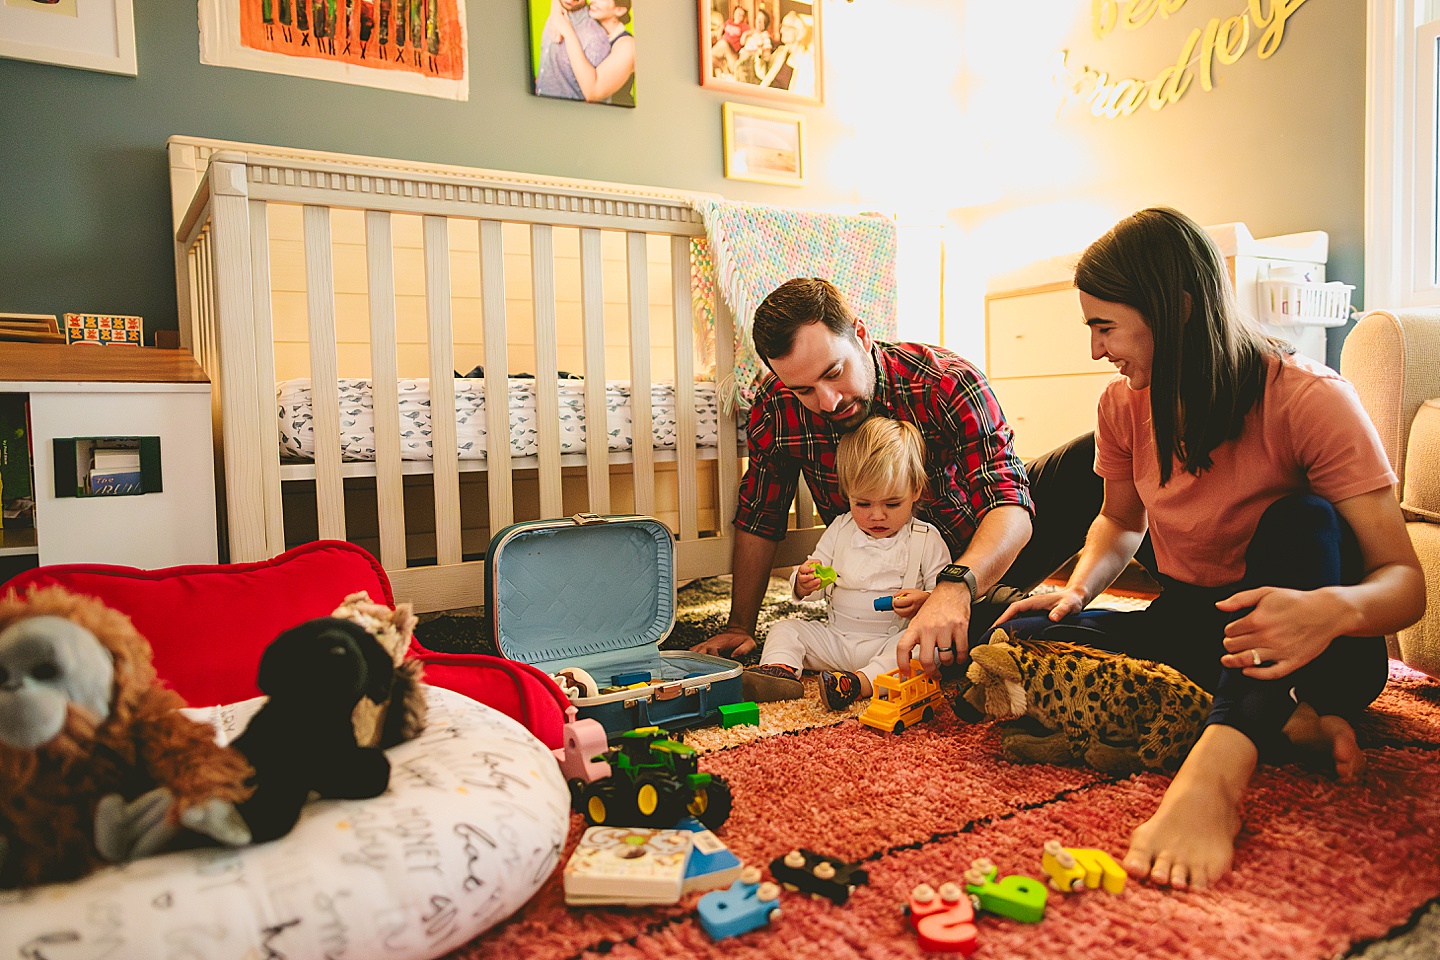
[1366,2,1440,307]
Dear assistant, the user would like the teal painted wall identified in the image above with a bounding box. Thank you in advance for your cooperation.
[0,0,1366,357]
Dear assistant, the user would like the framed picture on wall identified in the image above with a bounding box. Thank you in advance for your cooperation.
[528,0,637,107]
[722,102,805,186]
[699,0,821,105]
[0,0,136,76]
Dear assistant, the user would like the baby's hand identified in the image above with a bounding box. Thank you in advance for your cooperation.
[891,589,931,619]
[795,559,822,598]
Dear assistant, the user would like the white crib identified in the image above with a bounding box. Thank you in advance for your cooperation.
[168,136,826,613]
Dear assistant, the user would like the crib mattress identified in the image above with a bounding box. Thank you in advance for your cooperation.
[277,377,721,462]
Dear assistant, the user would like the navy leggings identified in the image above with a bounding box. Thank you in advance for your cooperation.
[996,494,1390,757]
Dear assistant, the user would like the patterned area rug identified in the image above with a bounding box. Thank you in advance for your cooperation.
[419,580,1440,960]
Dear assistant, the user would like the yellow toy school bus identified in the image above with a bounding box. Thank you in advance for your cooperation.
[858,661,944,734]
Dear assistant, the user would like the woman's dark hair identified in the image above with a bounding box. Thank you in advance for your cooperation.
[751,277,859,364]
[1074,206,1290,485]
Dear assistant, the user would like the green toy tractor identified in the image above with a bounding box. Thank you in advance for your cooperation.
[578,727,733,830]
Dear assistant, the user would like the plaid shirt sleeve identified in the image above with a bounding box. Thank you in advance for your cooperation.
[733,396,804,541]
[934,363,1032,520]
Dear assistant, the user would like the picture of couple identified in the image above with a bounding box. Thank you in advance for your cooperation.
[529,0,636,108]
[701,0,820,104]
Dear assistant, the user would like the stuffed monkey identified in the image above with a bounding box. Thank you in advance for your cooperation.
[0,587,253,889]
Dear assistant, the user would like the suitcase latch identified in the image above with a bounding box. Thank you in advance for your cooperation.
[571,512,607,526]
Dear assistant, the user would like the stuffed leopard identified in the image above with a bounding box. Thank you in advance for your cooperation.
[956,631,1212,775]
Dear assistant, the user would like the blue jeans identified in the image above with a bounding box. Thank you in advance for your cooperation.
[997,494,1389,757]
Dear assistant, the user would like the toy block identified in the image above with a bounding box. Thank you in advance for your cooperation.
[718,701,760,728]
[698,867,782,940]
[963,860,1047,924]
[769,848,868,905]
[1041,840,1087,892]
[612,671,653,686]
[1071,848,1126,894]
[874,595,895,611]
[906,882,979,955]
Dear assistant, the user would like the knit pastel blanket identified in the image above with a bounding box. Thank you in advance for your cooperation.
[689,198,898,410]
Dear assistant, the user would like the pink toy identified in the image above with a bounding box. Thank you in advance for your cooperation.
[554,705,611,801]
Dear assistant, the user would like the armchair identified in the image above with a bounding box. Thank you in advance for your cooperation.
[1340,307,1440,678]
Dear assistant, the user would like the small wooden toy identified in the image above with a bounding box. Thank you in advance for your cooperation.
[718,701,760,728]
[873,595,895,611]
[698,867,782,940]
[962,859,1048,924]
[813,564,839,587]
[906,882,979,955]
[1042,841,1126,894]
[612,670,653,686]
[769,848,868,905]
[859,661,944,734]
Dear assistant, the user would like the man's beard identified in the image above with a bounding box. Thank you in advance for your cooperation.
[824,394,873,432]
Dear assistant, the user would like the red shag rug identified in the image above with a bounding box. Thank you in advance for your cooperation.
[452,661,1440,960]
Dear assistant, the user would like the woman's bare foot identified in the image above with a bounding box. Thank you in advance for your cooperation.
[1123,725,1256,889]
[1282,702,1366,782]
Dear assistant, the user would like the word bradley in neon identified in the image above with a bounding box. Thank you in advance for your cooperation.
[1060,0,1313,118]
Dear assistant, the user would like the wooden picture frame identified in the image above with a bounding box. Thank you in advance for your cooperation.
[722,102,805,186]
[0,0,136,77]
[699,0,821,105]
[0,313,64,344]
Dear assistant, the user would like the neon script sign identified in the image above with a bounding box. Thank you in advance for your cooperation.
[1057,0,1313,118]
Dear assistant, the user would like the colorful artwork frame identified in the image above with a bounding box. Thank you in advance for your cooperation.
[0,0,136,76]
[198,0,469,101]
[699,0,821,105]
[721,102,805,186]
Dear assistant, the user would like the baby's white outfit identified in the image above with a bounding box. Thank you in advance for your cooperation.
[760,514,951,687]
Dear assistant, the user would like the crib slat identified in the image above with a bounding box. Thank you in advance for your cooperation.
[303,204,346,543]
[670,235,699,543]
[424,214,462,566]
[250,199,284,555]
[714,294,740,560]
[530,223,564,519]
[579,227,610,514]
[626,231,655,517]
[206,161,269,562]
[480,219,515,533]
[367,210,407,569]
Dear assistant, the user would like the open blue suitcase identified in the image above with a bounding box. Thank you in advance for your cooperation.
[486,513,743,740]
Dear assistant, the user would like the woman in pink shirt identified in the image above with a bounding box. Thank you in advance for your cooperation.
[997,208,1424,891]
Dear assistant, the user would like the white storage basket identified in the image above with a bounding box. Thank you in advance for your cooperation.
[1257,279,1354,328]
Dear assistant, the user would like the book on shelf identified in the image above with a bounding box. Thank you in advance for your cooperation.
[89,470,143,496]
[563,826,693,906]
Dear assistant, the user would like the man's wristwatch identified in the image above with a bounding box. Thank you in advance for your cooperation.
[936,563,978,600]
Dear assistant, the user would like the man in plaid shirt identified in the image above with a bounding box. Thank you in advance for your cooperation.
[690,278,1101,677]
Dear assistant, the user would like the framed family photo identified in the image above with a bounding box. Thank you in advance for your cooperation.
[699,0,821,105]
[0,0,136,76]
[722,102,805,186]
[529,0,636,108]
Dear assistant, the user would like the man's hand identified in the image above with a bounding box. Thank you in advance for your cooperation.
[690,626,757,658]
[896,582,972,678]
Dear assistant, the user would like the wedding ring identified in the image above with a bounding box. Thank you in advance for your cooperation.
[936,644,955,657]
[1251,649,1262,667]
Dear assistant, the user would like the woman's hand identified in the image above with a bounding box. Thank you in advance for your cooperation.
[794,559,822,599]
[993,586,1087,627]
[1215,585,1350,678]
[891,589,930,619]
